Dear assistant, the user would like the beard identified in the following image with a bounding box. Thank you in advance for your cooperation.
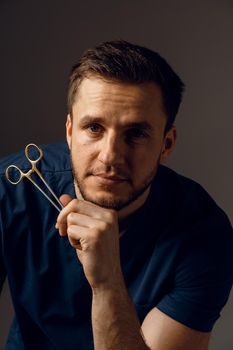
[70,153,159,211]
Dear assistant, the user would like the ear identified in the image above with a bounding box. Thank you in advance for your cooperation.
[159,126,177,163]
[66,114,72,150]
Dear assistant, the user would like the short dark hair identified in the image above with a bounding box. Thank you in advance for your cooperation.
[67,40,185,131]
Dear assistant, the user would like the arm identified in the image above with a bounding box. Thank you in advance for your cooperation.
[142,307,210,350]
[92,282,210,350]
[92,281,149,350]
[56,195,211,350]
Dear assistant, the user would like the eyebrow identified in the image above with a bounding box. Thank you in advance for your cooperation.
[78,115,106,128]
[78,115,153,131]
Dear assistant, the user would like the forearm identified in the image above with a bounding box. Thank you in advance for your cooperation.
[91,279,149,350]
[56,198,150,348]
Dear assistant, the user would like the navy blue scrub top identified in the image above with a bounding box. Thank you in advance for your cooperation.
[0,143,233,350]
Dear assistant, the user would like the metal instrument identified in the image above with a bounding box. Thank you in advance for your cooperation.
[5,143,64,212]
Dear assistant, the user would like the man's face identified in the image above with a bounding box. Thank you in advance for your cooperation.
[66,77,176,211]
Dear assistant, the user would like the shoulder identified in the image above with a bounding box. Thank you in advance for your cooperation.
[148,165,233,278]
[155,165,216,207]
[157,164,233,283]
[148,166,233,332]
[41,142,71,172]
[153,165,232,230]
[0,142,72,201]
[0,142,70,175]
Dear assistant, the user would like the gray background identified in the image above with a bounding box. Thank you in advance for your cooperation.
[0,0,232,348]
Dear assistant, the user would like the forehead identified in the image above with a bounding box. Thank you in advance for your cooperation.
[72,77,166,125]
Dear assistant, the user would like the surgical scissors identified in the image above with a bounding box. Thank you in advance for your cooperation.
[5,143,64,212]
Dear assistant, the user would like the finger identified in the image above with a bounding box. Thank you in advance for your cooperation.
[60,194,73,206]
[75,200,117,223]
[58,210,111,238]
[55,194,75,229]
[67,212,105,230]
[67,225,88,250]
[57,198,117,226]
[56,199,80,226]
[57,223,67,236]
[55,194,74,234]
[68,234,82,250]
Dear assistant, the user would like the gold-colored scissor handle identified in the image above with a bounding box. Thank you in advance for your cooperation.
[5,143,42,185]
[5,164,26,185]
[25,143,43,163]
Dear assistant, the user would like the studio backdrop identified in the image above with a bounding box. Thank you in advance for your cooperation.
[0,1,232,349]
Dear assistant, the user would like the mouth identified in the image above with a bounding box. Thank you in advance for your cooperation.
[93,174,129,185]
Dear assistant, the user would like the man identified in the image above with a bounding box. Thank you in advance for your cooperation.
[0,40,232,350]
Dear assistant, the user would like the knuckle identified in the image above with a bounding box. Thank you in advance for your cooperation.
[67,225,73,235]
[72,199,79,207]
[90,221,111,238]
[97,220,112,233]
[67,212,75,223]
[69,199,79,212]
[67,225,76,239]
[106,209,117,223]
[99,221,109,232]
[70,198,78,205]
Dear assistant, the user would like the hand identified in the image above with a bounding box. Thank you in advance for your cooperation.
[56,194,123,289]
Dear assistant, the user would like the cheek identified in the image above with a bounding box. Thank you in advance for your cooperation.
[129,146,161,178]
[71,137,98,170]
[75,131,93,145]
[72,130,93,147]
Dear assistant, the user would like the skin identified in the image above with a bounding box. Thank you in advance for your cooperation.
[68,77,174,216]
[56,77,211,349]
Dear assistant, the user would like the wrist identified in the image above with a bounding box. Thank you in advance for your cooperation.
[91,274,126,296]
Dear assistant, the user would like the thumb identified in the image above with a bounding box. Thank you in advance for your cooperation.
[60,194,73,207]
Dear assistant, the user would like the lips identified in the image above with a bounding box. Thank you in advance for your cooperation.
[93,173,128,185]
[95,173,127,180]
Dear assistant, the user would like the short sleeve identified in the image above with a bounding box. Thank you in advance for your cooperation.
[156,208,233,332]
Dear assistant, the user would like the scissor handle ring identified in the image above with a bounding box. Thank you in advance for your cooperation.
[25,143,43,163]
[5,165,24,185]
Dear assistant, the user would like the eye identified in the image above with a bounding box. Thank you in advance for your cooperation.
[125,128,148,144]
[87,123,103,134]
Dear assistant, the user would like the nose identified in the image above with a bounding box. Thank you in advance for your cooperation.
[97,132,125,166]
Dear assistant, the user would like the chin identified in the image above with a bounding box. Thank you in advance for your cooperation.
[88,193,128,209]
[74,175,151,211]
